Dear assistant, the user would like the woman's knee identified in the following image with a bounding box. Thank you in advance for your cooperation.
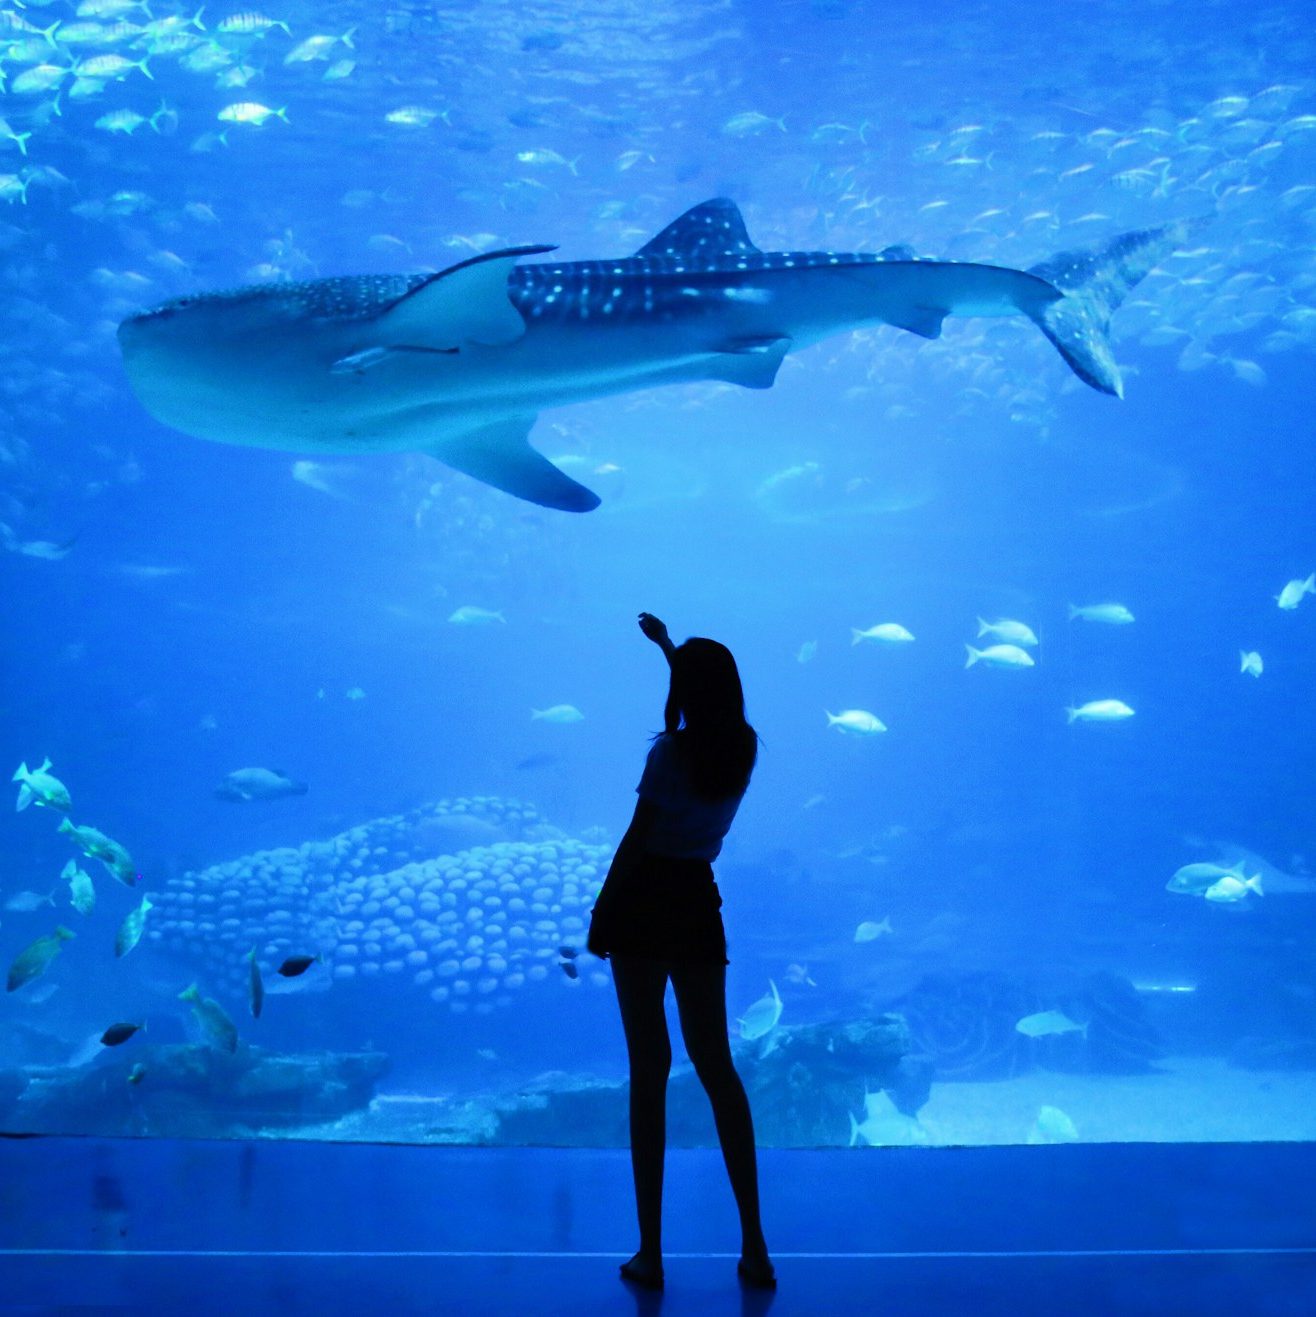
[627,1030,673,1073]
[631,1050,673,1088]
[683,1034,739,1091]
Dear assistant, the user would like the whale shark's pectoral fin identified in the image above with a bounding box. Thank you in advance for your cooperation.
[428,415,601,513]
[707,334,792,389]
[377,244,557,350]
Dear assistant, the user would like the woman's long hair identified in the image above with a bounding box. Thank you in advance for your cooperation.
[662,638,758,802]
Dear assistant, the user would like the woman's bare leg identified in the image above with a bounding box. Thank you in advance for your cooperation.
[610,955,672,1282]
[669,960,772,1275]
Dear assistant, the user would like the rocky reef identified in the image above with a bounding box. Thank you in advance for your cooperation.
[0,1015,926,1147]
[0,1044,389,1138]
[487,1013,929,1147]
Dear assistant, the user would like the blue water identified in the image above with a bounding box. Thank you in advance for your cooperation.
[2,0,1315,1140]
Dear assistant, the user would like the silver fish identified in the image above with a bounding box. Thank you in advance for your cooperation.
[115,895,153,957]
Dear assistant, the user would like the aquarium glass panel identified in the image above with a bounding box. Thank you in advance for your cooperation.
[2,0,1314,1148]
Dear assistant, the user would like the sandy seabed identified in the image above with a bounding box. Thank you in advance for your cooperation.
[335,1053,1316,1147]
[911,1055,1316,1146]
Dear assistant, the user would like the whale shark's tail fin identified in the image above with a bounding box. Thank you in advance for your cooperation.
[1024,218,1200,397]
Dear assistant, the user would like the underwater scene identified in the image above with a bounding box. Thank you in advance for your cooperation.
[1,0,1314,1151]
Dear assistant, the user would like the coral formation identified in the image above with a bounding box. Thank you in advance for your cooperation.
[147,796,614,1012]
[892,970,1162,1080]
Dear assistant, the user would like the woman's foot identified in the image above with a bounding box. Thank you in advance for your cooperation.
[738,1244,776,1290]
[620,1249,664,1291]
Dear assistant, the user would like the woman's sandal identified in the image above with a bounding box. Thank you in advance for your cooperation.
[619,1257,665,1291]
[737,1258,778,1290]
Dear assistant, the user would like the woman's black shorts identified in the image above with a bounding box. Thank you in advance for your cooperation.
[588,852,728,965]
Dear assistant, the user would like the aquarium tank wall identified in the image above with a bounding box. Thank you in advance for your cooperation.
[2,0,1314,1152]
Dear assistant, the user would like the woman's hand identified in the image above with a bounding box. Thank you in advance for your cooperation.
[638,612,670,648]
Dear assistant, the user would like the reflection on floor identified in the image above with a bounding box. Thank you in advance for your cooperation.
[1,1140,1313,1315]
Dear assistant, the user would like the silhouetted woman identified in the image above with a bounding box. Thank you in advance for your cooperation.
[587,612,775,1293]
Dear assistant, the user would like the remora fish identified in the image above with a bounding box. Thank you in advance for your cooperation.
[118,201,1191,512]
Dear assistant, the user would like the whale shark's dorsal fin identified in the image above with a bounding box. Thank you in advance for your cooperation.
[377,243,556,350]
[636,198,761,262]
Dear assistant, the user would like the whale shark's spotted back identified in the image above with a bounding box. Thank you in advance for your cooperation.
[134,199,915,330]
[507,198,924,324]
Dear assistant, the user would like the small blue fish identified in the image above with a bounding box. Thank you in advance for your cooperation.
[277,954,320,977]
[101,1021,144,1047]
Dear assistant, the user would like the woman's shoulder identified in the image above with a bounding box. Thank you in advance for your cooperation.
[646,731,679,764]
[638,732,685,801]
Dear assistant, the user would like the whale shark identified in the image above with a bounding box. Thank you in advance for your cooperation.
[118,198,1188,513]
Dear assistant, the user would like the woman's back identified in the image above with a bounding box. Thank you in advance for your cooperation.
[637,732,746,861]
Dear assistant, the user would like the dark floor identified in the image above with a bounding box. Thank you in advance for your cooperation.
[2,1138,1313,1315]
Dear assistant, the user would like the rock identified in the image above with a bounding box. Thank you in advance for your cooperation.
[1,1045,389,1137]
[0,1069,27,1116]
[890,969,1162,1080]
[891,971,1039,1081]
[1076,971,1163,1073]
[488,1014,926,1147]
[492,1069,632,1146]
